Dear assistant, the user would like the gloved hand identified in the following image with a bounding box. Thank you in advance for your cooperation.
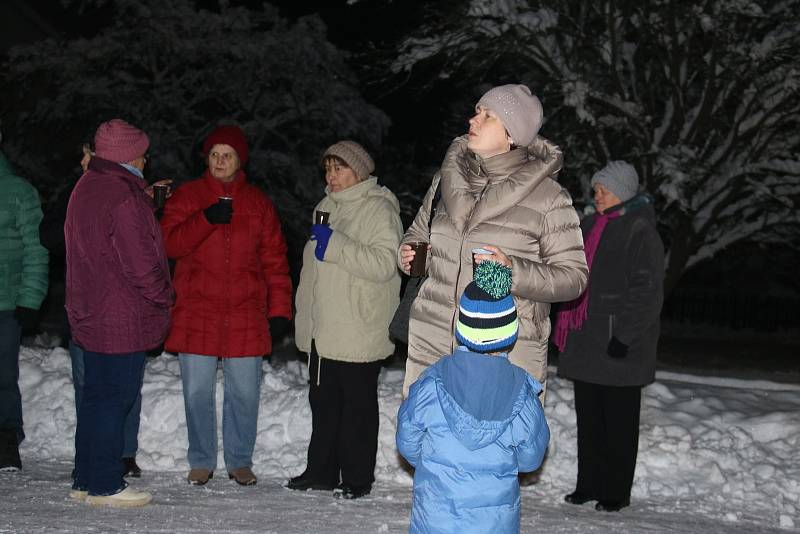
[204,199,233,224]
[607,336,629,359]
[268,317,292,345]
[14,306,39,332]
[310,223,333,261]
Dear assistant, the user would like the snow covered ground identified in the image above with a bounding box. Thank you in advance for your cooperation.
[2,340,799,533]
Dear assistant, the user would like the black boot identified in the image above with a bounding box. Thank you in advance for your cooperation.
[0,429,21,472]
[333,483,371,500]
[123,457,142,478]
[286,471,336,491]
[564,491,595,505]
[596,499,630,512]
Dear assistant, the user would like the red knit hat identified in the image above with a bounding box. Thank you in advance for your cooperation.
[94,119,150,164]
[203,125,248,164]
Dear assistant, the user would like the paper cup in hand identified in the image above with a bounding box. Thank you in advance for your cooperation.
[472,247,494,273]
[218,196,233,218]
[315,210,330,225]
[153,184,169,209]
[408,242,429,277]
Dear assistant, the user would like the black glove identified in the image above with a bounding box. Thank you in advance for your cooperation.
[268,317,292,345]
[607,336,629,359]
[14,306,39,332]
[204,200,233,224]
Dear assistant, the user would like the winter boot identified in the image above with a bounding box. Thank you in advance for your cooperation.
[187,468,213,486]
[122,457,142,478]
[333,483,371,500]
[564,491,595,505]
[286,471,336,491]
[596,498,630,512]
[0,429,21,472]
[228,467,257,486]
[69,489,88,502]
[86,486,152,508]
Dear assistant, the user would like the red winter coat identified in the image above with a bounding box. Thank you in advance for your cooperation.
[160,170,292,357]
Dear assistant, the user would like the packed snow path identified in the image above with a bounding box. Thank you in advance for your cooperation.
[1,344,798,532]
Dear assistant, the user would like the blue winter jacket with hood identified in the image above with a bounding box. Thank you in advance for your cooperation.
[396,348,550,534]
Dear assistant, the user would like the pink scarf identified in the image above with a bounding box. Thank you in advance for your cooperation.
[553,210,621,352]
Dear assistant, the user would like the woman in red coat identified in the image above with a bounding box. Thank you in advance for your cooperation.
[160,125,292,487]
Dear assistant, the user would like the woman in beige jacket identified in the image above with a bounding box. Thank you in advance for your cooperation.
[290,141,402,499]
[398,84,588,398]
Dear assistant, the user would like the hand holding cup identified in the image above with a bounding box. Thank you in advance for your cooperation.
[477,245,511,268]
[204,196,233,225]
[145,179,174,208]
[407,241,430,277]
[314,210,330,225]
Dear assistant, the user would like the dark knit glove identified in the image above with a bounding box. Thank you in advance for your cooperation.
[204,200,233,224]
[311,223,333,261]
[14,306,39,332]
[607,336,629,359]
[268,317,292,345]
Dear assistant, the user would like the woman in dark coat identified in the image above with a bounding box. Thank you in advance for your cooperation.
[554,160,664,512]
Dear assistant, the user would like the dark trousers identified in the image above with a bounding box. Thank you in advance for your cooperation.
[305,342,382,488]
[74,349,146,496]
[0,310,24,442]
[70,341,143,459]
[573,379,642,502]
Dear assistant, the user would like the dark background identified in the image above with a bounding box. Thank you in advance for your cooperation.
[2,0,798,377]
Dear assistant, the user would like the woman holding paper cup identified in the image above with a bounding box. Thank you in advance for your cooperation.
[160,125,292,487]
[290,140,403,499]
[398,84,589,398]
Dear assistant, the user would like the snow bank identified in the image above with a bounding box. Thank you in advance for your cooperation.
[17,344,800,530]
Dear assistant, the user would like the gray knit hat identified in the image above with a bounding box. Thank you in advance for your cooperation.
[590,161,639,202]
[322,140,375,181]
[476,84,543,147]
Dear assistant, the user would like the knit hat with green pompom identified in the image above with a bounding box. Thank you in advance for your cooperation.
[455,261,518,353]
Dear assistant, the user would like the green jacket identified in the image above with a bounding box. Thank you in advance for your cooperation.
[295,177,402,362]
[0,153,49,311]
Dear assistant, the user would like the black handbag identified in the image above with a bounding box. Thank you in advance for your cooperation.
[389,181,442,344]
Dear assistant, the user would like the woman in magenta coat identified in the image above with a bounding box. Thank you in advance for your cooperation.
[160,125,292,487]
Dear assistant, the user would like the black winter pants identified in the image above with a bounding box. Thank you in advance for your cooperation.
[573,379,642,503]
[305,342,382,488]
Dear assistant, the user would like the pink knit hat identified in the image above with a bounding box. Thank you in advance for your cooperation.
[203,125,248,164]
[94,119,150,164]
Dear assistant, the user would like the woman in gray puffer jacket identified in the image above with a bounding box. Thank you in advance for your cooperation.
[398,84,588,398]
[555,161,665,513]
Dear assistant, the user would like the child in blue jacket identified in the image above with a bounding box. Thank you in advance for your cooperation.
[396,261,550,534]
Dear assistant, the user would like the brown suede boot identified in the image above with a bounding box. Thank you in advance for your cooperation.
[228,467,257,486]
[187,468,213,486]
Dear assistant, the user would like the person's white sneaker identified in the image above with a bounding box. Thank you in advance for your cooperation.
[86,486,152,508]
[69,489,88,502]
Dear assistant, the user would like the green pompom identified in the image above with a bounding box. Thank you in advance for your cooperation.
[474,261,512,299]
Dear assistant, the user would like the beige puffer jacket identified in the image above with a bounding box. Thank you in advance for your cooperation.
[295,177,403,363]
[399,136,588,392]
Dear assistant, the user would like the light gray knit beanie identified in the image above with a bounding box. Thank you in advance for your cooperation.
[590,161,639,202]
[322,140,375,181]
[476,84,543,147]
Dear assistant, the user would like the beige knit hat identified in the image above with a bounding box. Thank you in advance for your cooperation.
[477,84,543,147]
[322,140,375,181]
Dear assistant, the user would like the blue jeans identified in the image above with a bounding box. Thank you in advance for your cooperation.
[74,350,146,496]
[178,354,262,471]
[69,341,142,457]
[0,310,24,442]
